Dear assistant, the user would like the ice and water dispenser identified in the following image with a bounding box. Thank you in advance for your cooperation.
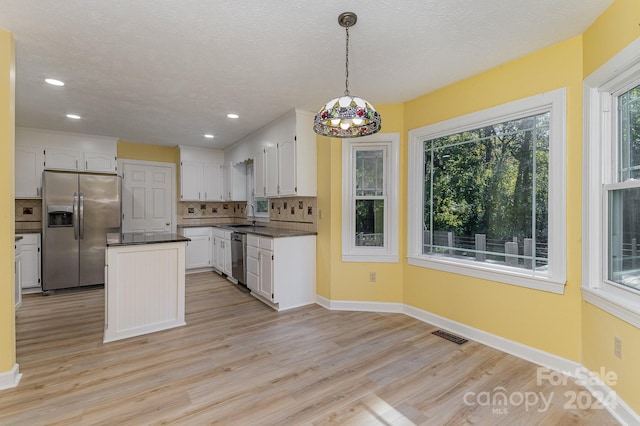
[47,205,74,227]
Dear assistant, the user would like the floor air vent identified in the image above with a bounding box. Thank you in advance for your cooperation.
[432,330,468,345]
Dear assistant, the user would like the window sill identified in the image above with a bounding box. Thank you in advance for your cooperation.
[582,286,640,329]
[407,255,566,294]
[342,253,399,263]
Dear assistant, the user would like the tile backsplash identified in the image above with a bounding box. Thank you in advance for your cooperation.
[16,197,318,233]
[15,199,43,231]
[178,196,317,232]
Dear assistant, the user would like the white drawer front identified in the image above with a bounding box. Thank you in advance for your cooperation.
[17,233,40,245]
[259,237,273,251]
[182,227,210,237]
[247,234,260,248]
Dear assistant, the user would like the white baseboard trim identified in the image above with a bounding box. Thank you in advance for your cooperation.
[0,364,22,390]
[579,368,639,426]
[403,305,580,373]
[185,267,215,275]
[315,296,403,313]
[317,297,639,425]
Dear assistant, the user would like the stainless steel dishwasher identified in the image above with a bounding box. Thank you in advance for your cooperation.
[230,232,246,285]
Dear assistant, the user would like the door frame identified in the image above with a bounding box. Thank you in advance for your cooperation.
[117,159,177,233]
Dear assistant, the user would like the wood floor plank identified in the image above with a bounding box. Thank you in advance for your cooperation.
[0,272,620,425]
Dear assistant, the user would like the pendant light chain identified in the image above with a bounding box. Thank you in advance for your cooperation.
[344,26,350,96]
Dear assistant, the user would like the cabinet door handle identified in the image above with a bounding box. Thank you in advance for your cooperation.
[85,160,88,169]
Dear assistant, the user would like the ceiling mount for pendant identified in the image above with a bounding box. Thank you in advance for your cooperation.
[338,12,357,28]
[313,11,381,138]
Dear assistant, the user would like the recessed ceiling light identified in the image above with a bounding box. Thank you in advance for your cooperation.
[227,113,239,119]
[204,134,214,139]
[66,114,81,119]
[45,78,65,86]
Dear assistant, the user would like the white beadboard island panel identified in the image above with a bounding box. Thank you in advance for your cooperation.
[104,239,186,343]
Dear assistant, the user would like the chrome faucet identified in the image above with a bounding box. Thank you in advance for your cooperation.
[246,202,256,227]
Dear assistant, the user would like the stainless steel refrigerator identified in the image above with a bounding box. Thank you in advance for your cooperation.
[42,171,121,291]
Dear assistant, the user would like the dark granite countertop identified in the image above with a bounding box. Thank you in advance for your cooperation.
[15,235,23,242]
[15,229,42,234]
[178,223,316,238]
[106,232,190,247]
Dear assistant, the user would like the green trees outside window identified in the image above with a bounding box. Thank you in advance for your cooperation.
[423,112,550,270]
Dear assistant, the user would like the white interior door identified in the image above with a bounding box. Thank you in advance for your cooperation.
[122,161,174,233]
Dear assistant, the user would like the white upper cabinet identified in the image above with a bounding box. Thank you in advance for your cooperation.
[223,109,317,199]
[180,160,205,201]
[15,128,118,197]
[45,147,82,170]
[84,151,117,173]
[278,138,296,196]
[223,161,246,201]
[15,145,44,198]
[264,145,279,197]
[253,149,265,198]
[45,148,116,172]
[178,146,224,202]
[204,163,223,201]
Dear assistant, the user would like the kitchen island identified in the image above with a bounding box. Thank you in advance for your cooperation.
[103,232,189,343]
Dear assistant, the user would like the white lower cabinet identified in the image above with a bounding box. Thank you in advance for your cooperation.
[16,233,41,293]
[246,233,316,310]
[246,242,259,293]
[257,238,274,301]
[212,228,232,277]
[183,227,212,271]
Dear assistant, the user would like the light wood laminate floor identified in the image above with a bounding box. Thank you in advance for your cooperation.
[2,272,619,425]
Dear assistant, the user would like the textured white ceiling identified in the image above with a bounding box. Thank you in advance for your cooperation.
[0,0,613,149]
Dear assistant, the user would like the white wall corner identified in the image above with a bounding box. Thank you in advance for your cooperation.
[0,364,22,391]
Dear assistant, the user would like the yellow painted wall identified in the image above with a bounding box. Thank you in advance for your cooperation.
[583,0,640,77]
[402,35,585,360]
[117,140,179,164]
[316,104,405,303]
[0,30,15,374]
[117,140,180,193]
[581,0,640,414]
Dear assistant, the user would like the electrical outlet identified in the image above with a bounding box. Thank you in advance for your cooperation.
[369,272,376,282]
[614,336,622,359]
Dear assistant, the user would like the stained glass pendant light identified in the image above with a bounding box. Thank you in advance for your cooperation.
[313,12,381,138]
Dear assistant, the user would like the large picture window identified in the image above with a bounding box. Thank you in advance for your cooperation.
[408,89,566,293]
[423,112,549,271]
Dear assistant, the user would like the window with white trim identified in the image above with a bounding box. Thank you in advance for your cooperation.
[342,133,399,262]
[246,162,269,221]
[407,89,566,293]
[583,40,640,327]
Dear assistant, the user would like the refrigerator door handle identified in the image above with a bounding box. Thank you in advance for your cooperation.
[79,192,85,239]
[73,192,79,240]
